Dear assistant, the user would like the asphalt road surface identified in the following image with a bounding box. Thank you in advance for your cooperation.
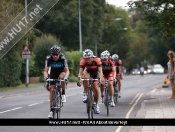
[0,74,166,132]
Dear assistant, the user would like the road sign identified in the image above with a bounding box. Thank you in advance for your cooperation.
[21,45,32,59]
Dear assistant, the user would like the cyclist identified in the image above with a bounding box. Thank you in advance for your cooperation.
[100,50,116,107]
[111,54,122,98]
[44,45,69,119]
[77,49,103,114]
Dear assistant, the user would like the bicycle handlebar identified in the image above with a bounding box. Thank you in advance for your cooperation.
[79,78,99,81]
[47,79,65,82]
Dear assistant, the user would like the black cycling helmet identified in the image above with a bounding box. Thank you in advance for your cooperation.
[50,45,61,54]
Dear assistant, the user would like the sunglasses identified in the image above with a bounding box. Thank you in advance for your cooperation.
[52,53,59,56]
[168,53,172,55]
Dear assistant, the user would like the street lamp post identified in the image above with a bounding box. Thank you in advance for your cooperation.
[25,0,29,87]
[78,0,82,52]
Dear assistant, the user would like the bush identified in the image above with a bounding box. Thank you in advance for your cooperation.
[33,34,65,76]
[65,51,82,81]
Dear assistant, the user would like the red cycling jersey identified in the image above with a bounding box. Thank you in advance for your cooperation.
[79,57,102,72]
[101,58,115,78]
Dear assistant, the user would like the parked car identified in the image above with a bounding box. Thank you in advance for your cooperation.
[147,68,153,74]
[132,69,140,75]
[152,64,164,74]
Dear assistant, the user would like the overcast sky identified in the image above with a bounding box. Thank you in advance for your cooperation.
[106,0,130,9]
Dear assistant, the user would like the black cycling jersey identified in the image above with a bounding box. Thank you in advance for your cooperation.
[45,53,68,73]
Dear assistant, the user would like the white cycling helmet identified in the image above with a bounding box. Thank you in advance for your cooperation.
[83,49,93,58]
[100,50,110,60]
[111,54,119,61]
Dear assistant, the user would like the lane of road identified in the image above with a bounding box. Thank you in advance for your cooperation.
[0,74,167,132]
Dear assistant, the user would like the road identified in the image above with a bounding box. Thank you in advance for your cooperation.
[0,74,167,132]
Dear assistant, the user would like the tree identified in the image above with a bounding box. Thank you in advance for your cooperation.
[128,0,175,38]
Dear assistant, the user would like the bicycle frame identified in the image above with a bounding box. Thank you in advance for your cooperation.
[79,77,99,119]
[47,78,64,119]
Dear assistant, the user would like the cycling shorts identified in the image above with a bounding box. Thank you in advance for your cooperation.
[103,72,114,79]
[49,69,65,85]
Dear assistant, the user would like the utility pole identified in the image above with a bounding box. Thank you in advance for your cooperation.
[78,0,82,52]
[25,0,29,87]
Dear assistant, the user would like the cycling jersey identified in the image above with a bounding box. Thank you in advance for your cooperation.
[45,53,68,85]
[102,58,115,77]
[80,57,101,72]
[79,57,101,79]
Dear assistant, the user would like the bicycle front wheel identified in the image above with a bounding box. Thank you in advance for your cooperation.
[87,90,93,119]
[105,88,109,116]
[56,93,61,119]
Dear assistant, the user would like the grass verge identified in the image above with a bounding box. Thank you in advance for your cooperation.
[0,83,44,92]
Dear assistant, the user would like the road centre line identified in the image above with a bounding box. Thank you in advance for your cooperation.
[115,93,143,132]
[129,93,139,104]
[0,107,22,114]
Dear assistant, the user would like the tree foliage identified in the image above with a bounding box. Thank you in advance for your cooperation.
[33,34,65,76]
[128,0,175,38]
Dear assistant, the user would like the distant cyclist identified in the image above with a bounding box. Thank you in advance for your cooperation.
[77,49,103,114]
[100,50,116,107]
[44,45,69,118]
[111,54,122,98]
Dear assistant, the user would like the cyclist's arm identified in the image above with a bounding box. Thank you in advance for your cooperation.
[78,67,84,79]
[118,60,122,75]
[44,67,49,78]
[78,59,85,79]
[112,66,116,79]
[98,66,103,82]
[64,66,70,78]
[118,65,122,75]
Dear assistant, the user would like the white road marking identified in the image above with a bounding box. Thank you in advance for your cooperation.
[0,107,22,114]
[28,102,44,106]
[150,89,156,93]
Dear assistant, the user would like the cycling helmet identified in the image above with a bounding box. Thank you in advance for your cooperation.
[50,45,61,54]
[100,50,110,60]
[83,49,93,58]
[111,54,119,61]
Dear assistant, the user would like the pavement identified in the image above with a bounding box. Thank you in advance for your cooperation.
[128,85,175,132]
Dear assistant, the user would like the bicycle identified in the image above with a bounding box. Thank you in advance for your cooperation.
[78,77,99,119]
[102,79,114,116]
[113,80,118,104]
[47,78,65,119]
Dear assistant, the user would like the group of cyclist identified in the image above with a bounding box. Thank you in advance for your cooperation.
[77,49,122,114]
[43,45,122,118]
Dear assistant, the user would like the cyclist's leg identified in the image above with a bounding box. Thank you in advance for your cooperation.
[108,76,115,107]
[100,76,105,101]
[48,73,58,118]
[92,72,100,114]
[83,71,90,103]
[116,76,121,97]
[59,71,66,102]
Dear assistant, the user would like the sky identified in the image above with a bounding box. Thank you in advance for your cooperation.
[106,0,131,9]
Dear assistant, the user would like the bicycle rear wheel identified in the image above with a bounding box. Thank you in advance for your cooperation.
[87,90,93,119]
